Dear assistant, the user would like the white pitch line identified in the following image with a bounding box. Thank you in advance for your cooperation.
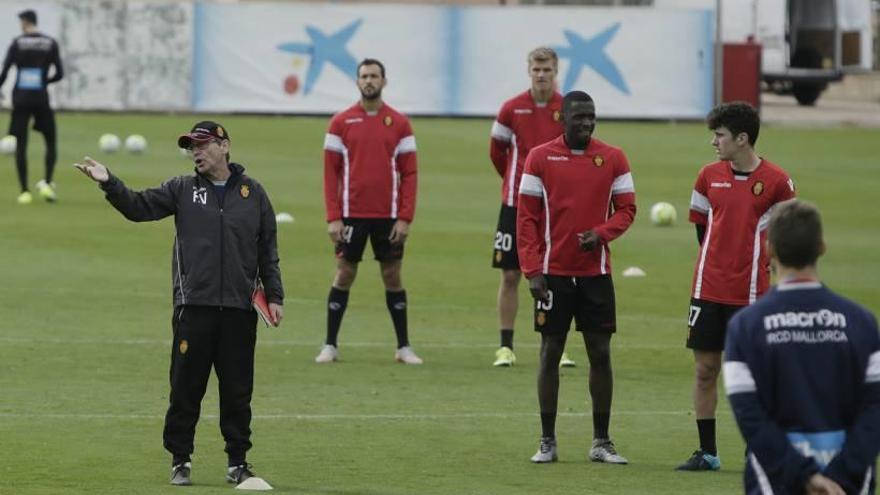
[0,410,728,421]
[0,337,683,351]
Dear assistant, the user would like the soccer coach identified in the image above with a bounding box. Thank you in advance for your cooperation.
[75,121,284,486]
[724,199,879,495]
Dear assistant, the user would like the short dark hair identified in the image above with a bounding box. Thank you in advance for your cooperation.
[563,90,593,112]
[357,58,385,78]
[706,101,760,146]
[768,199,824,269]
[18,10,37,25]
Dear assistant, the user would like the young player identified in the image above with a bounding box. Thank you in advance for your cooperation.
[489,47,573,368]
[677,102,795,471]
[518,91,636,464]
[725,199,879,494]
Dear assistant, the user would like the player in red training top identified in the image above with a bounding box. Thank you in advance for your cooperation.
[518,91,636,465]
[676,102,795,472]
[316,59,422,365]
[489,47,573,368]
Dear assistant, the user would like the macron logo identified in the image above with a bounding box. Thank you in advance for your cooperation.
[764,309,847,330]
[710,182,732,188]
[345,118,363,124]
[547,156,569,161]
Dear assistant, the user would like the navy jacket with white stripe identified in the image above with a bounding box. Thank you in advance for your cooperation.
[724,281,880,495]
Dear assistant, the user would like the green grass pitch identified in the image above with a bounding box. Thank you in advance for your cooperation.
[0,112,877,494]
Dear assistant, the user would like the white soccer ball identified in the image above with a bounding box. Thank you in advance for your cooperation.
[650,202,677,227]
[99,133,121,153]
[124,134,147,154]
[0,135,16,155]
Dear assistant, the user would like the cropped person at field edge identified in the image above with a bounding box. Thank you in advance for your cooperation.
[0,9,64,204]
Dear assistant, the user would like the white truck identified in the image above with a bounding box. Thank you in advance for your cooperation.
[657,0,875,105]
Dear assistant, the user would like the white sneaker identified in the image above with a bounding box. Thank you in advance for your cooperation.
[559,352,576,368]
[589,438,628,464]
[394,346,423,365]
[314,344,338,363]
[530,437,558,463]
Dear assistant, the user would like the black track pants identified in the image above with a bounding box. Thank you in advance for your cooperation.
[162,305,257,464]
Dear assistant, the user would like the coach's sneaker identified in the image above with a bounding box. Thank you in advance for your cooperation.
[36,180,56,202]
[315,344,338,363]
[226,463,254,484]
[170,461,192,486]
[395,345,423,365]
[589,438,629,464]
[16,191,32,205]
[676,449,721,471]
[493,346,516,367]
[559,352,576,368]
[530,436,558,463]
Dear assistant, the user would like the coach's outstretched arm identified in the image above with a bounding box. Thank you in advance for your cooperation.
[74,156,177,222]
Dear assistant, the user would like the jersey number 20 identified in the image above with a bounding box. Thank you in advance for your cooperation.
[494,232,513,252]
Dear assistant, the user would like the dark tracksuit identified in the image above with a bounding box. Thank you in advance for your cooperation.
[724,282,880,494]
[0,32,63,191]
[100,162,284,466]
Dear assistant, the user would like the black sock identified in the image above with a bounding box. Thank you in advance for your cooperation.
[540,412,557,438]
[326,287,349,346]
[500,329,514,349]
[386,290,408,348]
[593,411,610,440]
[44,132,57,184]
[15,140,27,192]
[697,418,717,456]
[172,455,191,466]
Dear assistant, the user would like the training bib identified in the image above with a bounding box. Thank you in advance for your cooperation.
[17,68,43,90]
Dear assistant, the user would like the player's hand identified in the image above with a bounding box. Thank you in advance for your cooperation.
[388,219,410,246]
[528,275,549,302]
[578,230,601,251]
[268,303,283,327]
[327,220,345,244]
[73,156,110,183]
[805,474,845,495]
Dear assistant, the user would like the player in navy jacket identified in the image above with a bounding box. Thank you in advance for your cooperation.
[724,199,880,495]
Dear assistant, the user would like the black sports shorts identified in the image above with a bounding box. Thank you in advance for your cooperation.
[685,298,745,352]
[533,274,616,335]
[9,102,55,137]
[335,218,403,263]
[491,204,519,270]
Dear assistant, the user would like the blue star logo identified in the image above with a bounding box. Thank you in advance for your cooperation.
[277,19,363,96]
[555,23,630,95]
